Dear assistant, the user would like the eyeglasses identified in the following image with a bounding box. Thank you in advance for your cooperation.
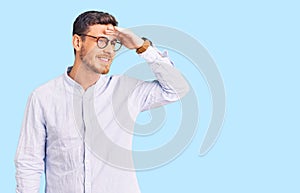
[78,34,122,51]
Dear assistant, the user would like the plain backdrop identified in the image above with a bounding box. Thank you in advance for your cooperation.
[1,0,299,192]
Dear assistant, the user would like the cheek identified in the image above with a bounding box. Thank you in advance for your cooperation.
[80,46,96,60]
[111,54,115,61]
[79,46,86,60]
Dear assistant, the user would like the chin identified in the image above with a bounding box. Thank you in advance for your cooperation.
[101,68,110,74]
[93,63,110,74]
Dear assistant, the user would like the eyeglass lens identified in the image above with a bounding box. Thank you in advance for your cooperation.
[97,37,122,51]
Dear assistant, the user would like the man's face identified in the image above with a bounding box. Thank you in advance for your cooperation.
[79,24,116,74]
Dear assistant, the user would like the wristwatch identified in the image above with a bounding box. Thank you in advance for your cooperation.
[136,37,152,54]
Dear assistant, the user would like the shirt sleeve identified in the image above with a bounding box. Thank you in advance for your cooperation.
[15,92,46,193]
[133,46,190,112]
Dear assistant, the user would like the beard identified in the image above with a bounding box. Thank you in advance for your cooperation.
[101,66,110,74]
[79,45,88,64]
[79,45,111,74]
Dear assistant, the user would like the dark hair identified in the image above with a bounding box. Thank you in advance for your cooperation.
[72,10,118,54]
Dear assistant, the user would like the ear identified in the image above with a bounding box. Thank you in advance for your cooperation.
[72,34,82,52]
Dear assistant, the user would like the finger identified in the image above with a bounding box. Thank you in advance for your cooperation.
[105,30,119,40]
[105,29,115,35]
[110,26,125,39]
[105,25,118,36]
[113,26,124,32]
[107,25,114,31]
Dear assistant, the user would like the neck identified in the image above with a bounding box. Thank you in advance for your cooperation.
[69,61,100,91]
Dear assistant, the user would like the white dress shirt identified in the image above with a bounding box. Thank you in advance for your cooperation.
[15,46,189,193]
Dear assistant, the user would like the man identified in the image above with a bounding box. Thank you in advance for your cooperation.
[15,10,189,193]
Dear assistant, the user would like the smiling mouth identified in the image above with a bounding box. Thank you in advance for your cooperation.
[98,57,110,62]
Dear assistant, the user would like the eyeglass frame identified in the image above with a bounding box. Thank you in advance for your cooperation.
[77,34,122,51]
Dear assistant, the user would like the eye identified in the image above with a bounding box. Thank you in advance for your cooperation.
[97,37,108,47]
[98,39,106,44]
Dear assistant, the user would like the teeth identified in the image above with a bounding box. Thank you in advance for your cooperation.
[99,57,109,62]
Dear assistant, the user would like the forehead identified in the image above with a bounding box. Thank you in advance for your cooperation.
[87,24,114,35]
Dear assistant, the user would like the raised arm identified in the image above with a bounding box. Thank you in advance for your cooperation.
[109,26,190,111]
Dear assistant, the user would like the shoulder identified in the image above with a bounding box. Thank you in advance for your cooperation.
[31,74,65,100]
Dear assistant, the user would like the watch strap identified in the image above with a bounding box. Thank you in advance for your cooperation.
[136,37,152,54]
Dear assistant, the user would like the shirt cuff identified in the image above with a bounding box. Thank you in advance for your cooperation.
[138,46,174,66]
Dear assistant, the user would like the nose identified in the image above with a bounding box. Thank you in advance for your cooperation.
[102,41,114,54]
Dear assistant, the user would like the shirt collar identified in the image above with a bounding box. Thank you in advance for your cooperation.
[63,66,107,95]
